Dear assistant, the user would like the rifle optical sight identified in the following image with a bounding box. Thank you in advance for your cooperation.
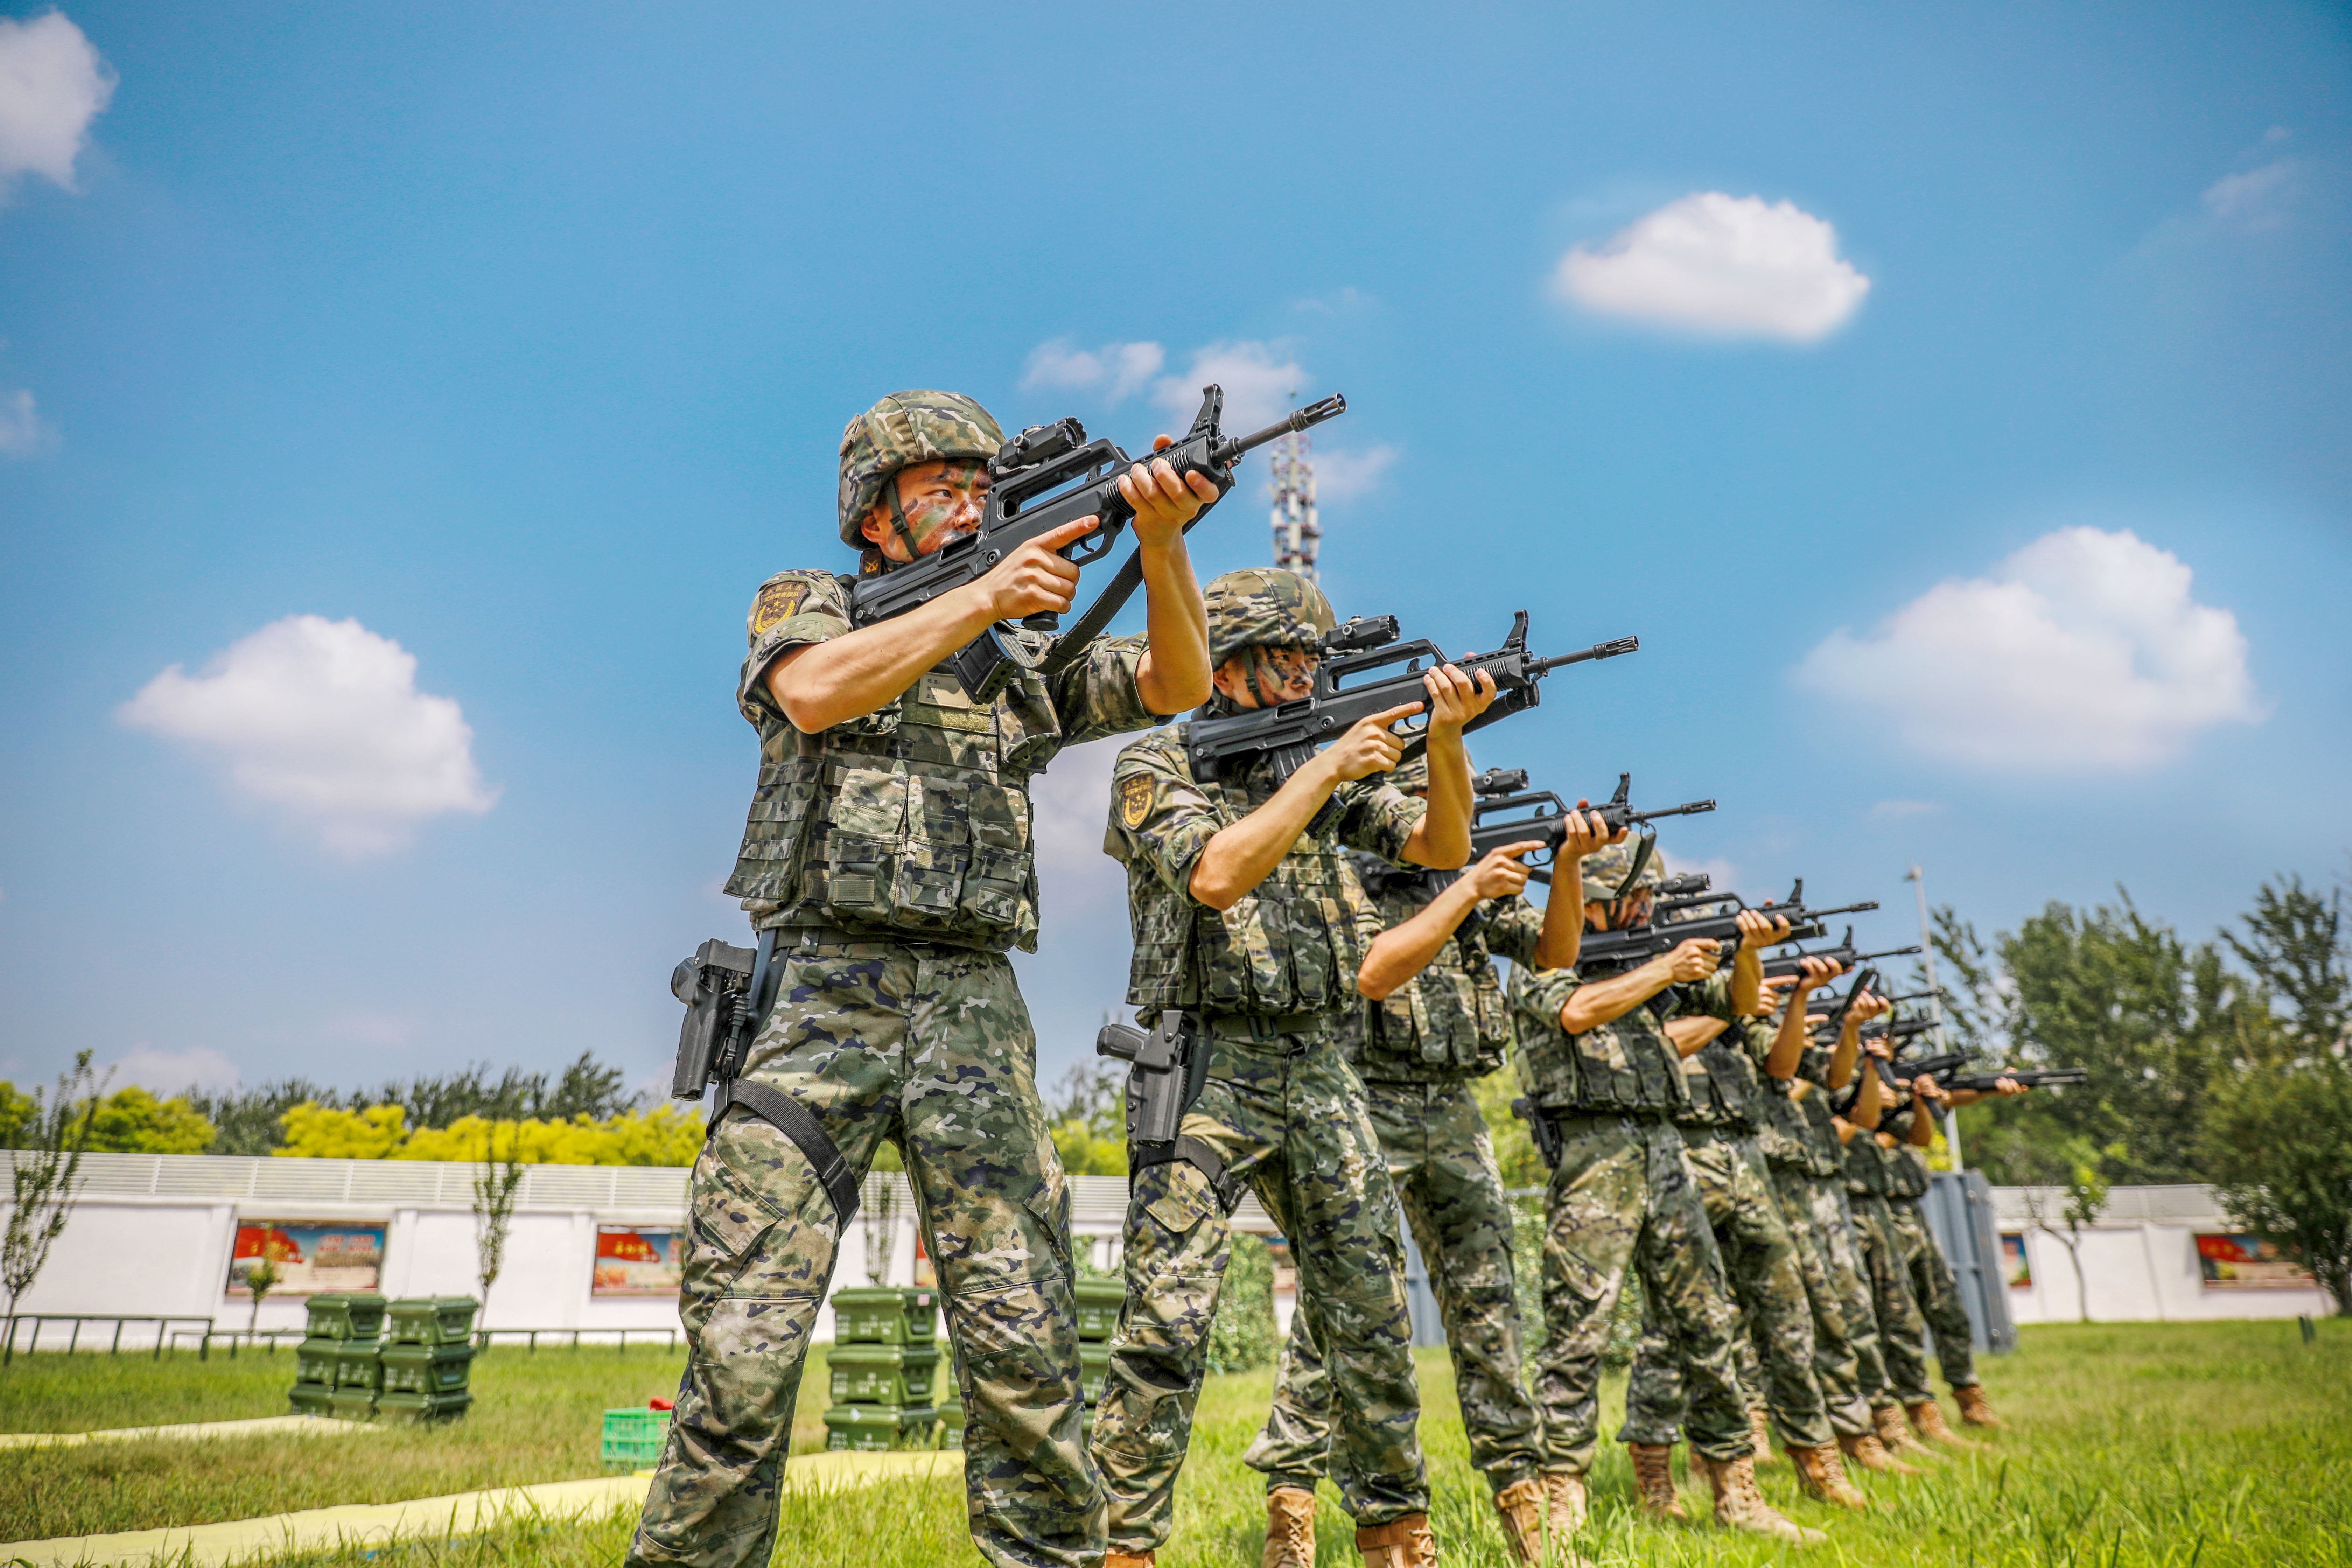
[993,418,1087,475]
[1322,615,1401,654]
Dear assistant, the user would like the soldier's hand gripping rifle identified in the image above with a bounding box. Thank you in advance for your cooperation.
[1834,1045,1971,1115]
[1466,771,1716,886]
[852,386,1347,701]
[1094,1013,1208,1145]
[1185,611,1639,790]
[1576,880,1881,972]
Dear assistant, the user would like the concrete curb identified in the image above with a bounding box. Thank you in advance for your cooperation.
[0,1447,965,1567]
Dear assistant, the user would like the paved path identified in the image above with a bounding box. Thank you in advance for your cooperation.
[0,1414,378,1451]
[0,1446,965,1567]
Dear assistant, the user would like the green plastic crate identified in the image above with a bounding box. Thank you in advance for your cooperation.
[381,1342,475,1396]
[939,1399,966,1450]
[288,1382,336,1418]
[602,1406,673,1468]
[830,1287,937,1346]
[329,1340,383,1390]
[293,1335,341,1387]
[1080,1343,1111,1406]
[386,1296,479,1346]
[1073,1279,1125,1342]
[304,1292,388,1341]
[376,1391,471,1424]
[327,1387,377,1421]
[826,1343,940,1407]
[822,1405,937,1451]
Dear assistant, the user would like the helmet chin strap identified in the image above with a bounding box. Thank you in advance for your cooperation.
[882,476,925,564]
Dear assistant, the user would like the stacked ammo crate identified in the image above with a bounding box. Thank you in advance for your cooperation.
[288,1293,476,1423]
[822,1286,940,1451]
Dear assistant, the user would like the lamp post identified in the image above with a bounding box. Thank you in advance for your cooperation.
[1905,863,1964,1171]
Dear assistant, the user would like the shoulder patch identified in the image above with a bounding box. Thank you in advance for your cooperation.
[1118,771,1154,831]
[750,579,810,638]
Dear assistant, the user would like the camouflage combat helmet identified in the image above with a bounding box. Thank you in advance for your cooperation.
[1580,834,1662,904]
[1204,567,1336,666]
[836,391,1005,548]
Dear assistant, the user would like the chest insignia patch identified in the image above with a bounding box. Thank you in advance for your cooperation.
[1118,772,1154,831]
[750,579,809,638]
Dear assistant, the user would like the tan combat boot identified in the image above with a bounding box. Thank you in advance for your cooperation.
[1105,1554,1155,1568]
[1838,1429,1922,1476]
[1265,1487,1317,1568]
[1493,1477,1547,1565]
[1705,1452,1826,1545]
[1543,1470,1588,1534]
[1628,1442,1688,1520]
[1874,1402,1942,1464]
[1750,1407,1783,1466]
[1907,1398,1985,1450]
[1787,1443,1869,1512]
[1954,1383,2003,1429]
[1355,1513,1437,1568]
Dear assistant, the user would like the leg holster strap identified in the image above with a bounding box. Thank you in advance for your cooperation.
[715,1078,861,1228]
[1130,1135,1246,1213]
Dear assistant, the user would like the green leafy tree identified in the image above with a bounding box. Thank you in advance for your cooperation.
[2203,1061,2352,1315]
[1045,1060,1129,1177]
[1931,895,2248,1185]
[245,1256,282,1335]
[4,1053,103,1321]
[470,1123,529,1303]
[82,1086,216,1154]
[189,1051,641,1156]
[2225,874,2349,1053]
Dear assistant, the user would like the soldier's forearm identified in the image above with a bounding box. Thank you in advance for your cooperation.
[1133,538,1209,715]
[1401,738,1473,869]
[1729,942,1764,1018]
[1665,1015,1728,1059]
[1358,878,1482,1000]
[1558,954,1675,1034]
[766,589,999,731]
[1186,754,1343,911]
[1533,881,1581,971]
[1765,999,1809,1080]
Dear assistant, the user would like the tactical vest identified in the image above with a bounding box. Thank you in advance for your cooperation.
[1509,961,1691,1116]
[1760,1042,1845,1178]
[1119,729,1373,1018]
[1885,1141,1932,1202]
[1672,1032,1765,1132]
[1348,855,1517,1082]
[724,662,1065,952]
[1842,1127,1890,1198]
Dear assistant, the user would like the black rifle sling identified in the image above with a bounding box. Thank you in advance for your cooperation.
[718,1078,862,1229]
[1130,1135,1247,1213]
[1036,548,1146,678]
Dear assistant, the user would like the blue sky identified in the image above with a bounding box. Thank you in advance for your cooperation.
[2,1,2346,1104]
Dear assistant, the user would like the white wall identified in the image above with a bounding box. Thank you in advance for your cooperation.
[1990,1184,2335,1325]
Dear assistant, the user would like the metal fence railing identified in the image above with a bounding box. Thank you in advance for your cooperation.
[471,1326,682,1354]
[1,1313,217,1363]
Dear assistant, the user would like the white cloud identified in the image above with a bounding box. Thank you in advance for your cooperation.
[1028,736,1126,914]
[2200,161,2295,230]
[1870,800,1940,820]
[120,614,500,856]
[1311,443,1399,503]
[1553,192,1871,343]
[0,387,55,456]
[1796,527,2264,773]
[0,11,114,197]
[1021,339,1164,405]
[1152,341,1308,438]
[109,1045,239,1096]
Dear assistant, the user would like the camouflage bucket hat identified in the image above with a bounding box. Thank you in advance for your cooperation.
[836,391,1005,547]
[1204,567,1336,666]
[1580,834,1662,903]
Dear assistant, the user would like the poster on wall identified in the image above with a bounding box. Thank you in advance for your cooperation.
[2196,1233,2314,1289]
[2000,1233,2032,1289]
[594,1226,684,1295]
[228,1221,386,1296]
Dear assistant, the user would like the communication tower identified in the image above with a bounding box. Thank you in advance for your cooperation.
[1268,398,1320,580]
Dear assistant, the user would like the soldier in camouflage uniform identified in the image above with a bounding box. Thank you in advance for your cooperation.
[1832,1041,1945,1469]
[1512,840,1821,1546]
[1616,909,1869,1516]
[1242,754,1608,1565]
[1756,968,1915,1478]
[629,391,1219,1568]
[1092,568,1495,1568]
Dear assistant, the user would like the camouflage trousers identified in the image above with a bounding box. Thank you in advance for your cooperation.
[1530,1112,1748,1475]
[1093,1022,1426,1556]
[1245,1076,1542,1497]
[1888,1198,1980,1396]
[628,932,1097,1568]
[1619,1129,1834,1451]
[1764,1162,1878,1437]
[1852,1192,1931,1409]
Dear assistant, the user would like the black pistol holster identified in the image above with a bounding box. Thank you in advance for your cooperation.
[1097,1012,1245,1212]
[670,930,860,1228]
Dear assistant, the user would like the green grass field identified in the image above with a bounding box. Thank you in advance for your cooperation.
[1,1321,2346,1566]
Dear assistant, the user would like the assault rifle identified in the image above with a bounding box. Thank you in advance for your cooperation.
[1762,934,1921,982]
[1094,1013,1208,1145]
[1466,771,1715,881]
[1856,1013,1940,1044]
[1942,1066,2087,1092]
[1186,610,1638,788]
[852,386,1346,701]
[1575,882,1879,972]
